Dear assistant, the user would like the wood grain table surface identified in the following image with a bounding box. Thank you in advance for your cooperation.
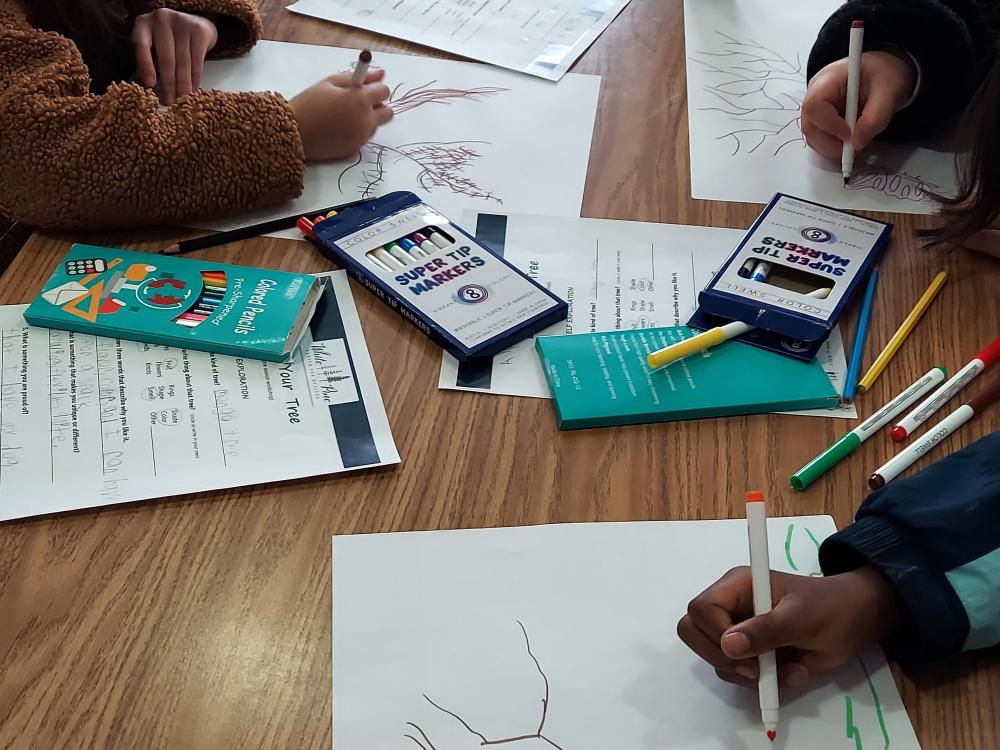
[2,1,999,747]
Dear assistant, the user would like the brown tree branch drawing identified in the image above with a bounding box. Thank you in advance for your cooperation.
[404,621,566,749]
[338,80,508,203]
[688,32,805,156]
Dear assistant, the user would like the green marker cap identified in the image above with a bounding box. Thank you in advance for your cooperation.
[790,433,862,492]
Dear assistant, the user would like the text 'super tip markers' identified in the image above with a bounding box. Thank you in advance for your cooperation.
[891,335,1000,441]
[870,375,1000,489]
[790,366,947,491]
[351,49,372,87]
[746,491,779,742]
[842,21,864,185]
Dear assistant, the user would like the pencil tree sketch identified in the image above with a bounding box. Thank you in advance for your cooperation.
[404,621,566,749]
[688,32,805,157]
[338,80,509,203]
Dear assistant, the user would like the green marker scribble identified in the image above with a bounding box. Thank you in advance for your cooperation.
[845,696,864,750]
[858,656,891,749]
[784,524,799,571]
[805,527,822,552]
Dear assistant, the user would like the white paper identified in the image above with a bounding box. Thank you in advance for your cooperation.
[332,518,920,749]
[683,0,958,214]
[198,41,600,233]
[0,272,398,521]
[286,0,633,80]
[438,213,857,418]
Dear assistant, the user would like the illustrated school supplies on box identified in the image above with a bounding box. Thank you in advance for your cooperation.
[536,326,838,430]
[690,194,892,361]
[302,191,568,362]
[26,245,322,362]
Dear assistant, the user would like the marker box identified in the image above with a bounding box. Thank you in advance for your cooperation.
[306,191,568,362]
[689,193,892,361]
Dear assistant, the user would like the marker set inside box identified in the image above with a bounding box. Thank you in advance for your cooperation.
[689,193,893,361]
[300,192,568,362]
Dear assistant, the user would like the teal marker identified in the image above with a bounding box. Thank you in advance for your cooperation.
[790,366,948,491]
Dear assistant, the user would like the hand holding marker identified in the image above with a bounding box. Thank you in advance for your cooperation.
[791,366,947,491]
[890,335,1000,441]
[746,491,779,743]
[870,375,1000,489]
[842,21,864,186]
[351,49,372,87]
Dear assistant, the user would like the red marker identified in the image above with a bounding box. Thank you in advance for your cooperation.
[891,335,1000,441]
[746,491,779,742]
[296,216,316,239]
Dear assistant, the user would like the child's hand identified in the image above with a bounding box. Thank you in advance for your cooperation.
[677,566,900,688]
[801,50,917,162]
[132,9,219,105]
[289,70,393,161]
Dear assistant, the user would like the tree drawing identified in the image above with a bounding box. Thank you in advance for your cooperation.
[688,32,805,157]
[404,621,566,749]
[338,80,508,203]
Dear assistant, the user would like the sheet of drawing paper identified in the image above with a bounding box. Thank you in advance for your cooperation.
[197,41,599,233]
[683,0,957,214]
[332,518,920,749]
[286,0,633,80]
[0,272,398,521]
[438,213,857,418]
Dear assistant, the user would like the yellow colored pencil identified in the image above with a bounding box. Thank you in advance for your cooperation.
[857,271,948,393]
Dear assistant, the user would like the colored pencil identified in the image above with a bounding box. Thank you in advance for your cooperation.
[857,271,948,393]
[842,267,879,404]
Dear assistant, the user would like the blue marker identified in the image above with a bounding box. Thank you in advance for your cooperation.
[842,267,878,405]
[750,261,772,282]
[399,237,427,258]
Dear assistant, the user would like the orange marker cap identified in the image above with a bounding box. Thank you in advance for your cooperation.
[746,491,765,503]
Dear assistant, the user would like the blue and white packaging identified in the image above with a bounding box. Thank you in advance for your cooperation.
[308,192,568,362]
[690,193,892,361]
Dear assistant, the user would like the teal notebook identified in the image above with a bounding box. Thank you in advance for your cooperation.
[536,327,839,430]
[25,245,322,362]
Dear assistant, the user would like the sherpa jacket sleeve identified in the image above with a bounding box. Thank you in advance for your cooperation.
[807,0,1000,141]
[819,431,1000,673]
[0,0,305,229]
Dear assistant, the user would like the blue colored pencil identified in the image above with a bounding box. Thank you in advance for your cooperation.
[842,267,879,404]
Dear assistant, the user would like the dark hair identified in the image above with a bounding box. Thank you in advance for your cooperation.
[922,57,1000,248]
[26,0,138,93]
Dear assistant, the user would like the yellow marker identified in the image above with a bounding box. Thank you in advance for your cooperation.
[647,288,831,369]
[326,210,338,217]
[857,271,948,393]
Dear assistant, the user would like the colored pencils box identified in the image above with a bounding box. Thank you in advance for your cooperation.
[536,327,838,430]
[26,245,322,362]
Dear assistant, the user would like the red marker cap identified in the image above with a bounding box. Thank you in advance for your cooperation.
[851,20,864,28]
[296,216,315,239]
[890,425,907,442]
[746,491,765,503]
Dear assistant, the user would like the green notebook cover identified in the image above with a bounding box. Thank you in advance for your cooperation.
[24,245,322,362]
[536,327,839,430]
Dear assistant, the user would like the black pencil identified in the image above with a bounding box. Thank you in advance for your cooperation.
[162,198,372,255]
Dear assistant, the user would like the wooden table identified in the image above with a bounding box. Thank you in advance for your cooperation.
[2,1,999,747]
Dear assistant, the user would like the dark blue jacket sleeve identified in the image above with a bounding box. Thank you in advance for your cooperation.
[807,0,999,141]
[819,431,1000,672]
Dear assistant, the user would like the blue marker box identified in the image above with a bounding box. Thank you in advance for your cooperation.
[689,194,892,361]
[307,191,568,362]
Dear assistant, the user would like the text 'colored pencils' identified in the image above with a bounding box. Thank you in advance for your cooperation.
[869,375,1000,489]
[857,271,948,393]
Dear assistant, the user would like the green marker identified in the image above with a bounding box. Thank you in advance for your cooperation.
[791,366,948,491]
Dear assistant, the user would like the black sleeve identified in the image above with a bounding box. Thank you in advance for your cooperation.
[807,0,999,141]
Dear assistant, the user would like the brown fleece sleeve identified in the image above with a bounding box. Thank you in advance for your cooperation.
[0,0,305,229]
[139,0,263,58]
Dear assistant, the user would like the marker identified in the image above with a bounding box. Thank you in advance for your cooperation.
[647,288,831,369]
[857,271,948,393]
[424,226,453,248]
[891,335,1000,441]
[869,375,1000,490]
[737,259,758,278]
[384,241,411,265]
[842,21,864,186]
[399,237,427,258]
[351,49,372,87]
[370,247,404,270]
[750,261,772,282]
[745,491,779,743]
[842,267,879,404]
[296,216,316,239]
[410,232,438,255]
[790,365,947,491]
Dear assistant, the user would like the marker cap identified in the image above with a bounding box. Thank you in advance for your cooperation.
[746,490,764,503]
[789,433,862,492]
